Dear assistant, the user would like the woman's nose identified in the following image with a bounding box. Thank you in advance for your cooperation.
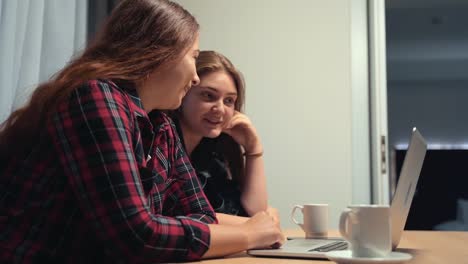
[192,73,200,86]
[211,101,224,113]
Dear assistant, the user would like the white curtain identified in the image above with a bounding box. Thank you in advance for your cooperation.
[0,0,87,123]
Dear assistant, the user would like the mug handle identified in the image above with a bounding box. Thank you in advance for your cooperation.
[290,205,304,230]
[339,208,353,241]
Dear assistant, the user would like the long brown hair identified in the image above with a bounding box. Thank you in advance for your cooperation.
[0,0,199,160]
[189,51,246,181]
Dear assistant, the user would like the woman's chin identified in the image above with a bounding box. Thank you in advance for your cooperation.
[204,129,222,139]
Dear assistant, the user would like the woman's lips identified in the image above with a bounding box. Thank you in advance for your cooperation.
[204,118,223,126]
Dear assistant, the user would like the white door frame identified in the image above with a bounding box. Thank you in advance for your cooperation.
[368,0,390,204]
[350,0,389,205]
[350,0,371,205]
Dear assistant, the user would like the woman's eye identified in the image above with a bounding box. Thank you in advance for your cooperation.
[224,97,235,106]
[201,92,214,100]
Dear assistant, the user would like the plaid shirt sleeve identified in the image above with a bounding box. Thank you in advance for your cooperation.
[49,80,214,263]
[170,148,218,259]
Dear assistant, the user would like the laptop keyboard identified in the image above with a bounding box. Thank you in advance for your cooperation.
[309,241,348,252]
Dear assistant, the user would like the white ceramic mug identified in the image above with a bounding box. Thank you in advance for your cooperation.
[339,205,392,258]
[291,204,328,238]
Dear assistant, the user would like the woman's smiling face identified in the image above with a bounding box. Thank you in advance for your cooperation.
[179,70,238,138]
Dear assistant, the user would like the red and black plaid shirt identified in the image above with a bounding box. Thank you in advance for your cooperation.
[0,80,217,263]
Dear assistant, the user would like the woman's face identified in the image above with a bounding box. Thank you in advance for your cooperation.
[180,71,238,139]
[137,36,200,111]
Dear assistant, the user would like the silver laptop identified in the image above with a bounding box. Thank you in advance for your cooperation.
[248,127,427,259]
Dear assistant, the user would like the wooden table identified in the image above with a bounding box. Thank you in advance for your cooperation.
[183,229,468,264]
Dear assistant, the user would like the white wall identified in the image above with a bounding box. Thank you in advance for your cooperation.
[176,0,365,228]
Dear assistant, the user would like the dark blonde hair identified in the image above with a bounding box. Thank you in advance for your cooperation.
[0,0,199,160]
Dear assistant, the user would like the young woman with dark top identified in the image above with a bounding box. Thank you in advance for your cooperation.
[172,51,271,225]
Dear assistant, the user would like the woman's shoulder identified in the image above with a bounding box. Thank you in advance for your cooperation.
[60,79,142,120]
[74,79,127,96]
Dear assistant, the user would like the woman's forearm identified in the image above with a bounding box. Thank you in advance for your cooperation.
[203,224,249,258]
[216,213,249,225]
[241,155,268,215]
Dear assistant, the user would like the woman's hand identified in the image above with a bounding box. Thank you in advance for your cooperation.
[242,210,285,249]
[266,206,280,227]
[223,111,262,154]
[203,209,284,258]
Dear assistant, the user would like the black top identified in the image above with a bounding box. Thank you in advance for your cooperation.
[174,119,248,216]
